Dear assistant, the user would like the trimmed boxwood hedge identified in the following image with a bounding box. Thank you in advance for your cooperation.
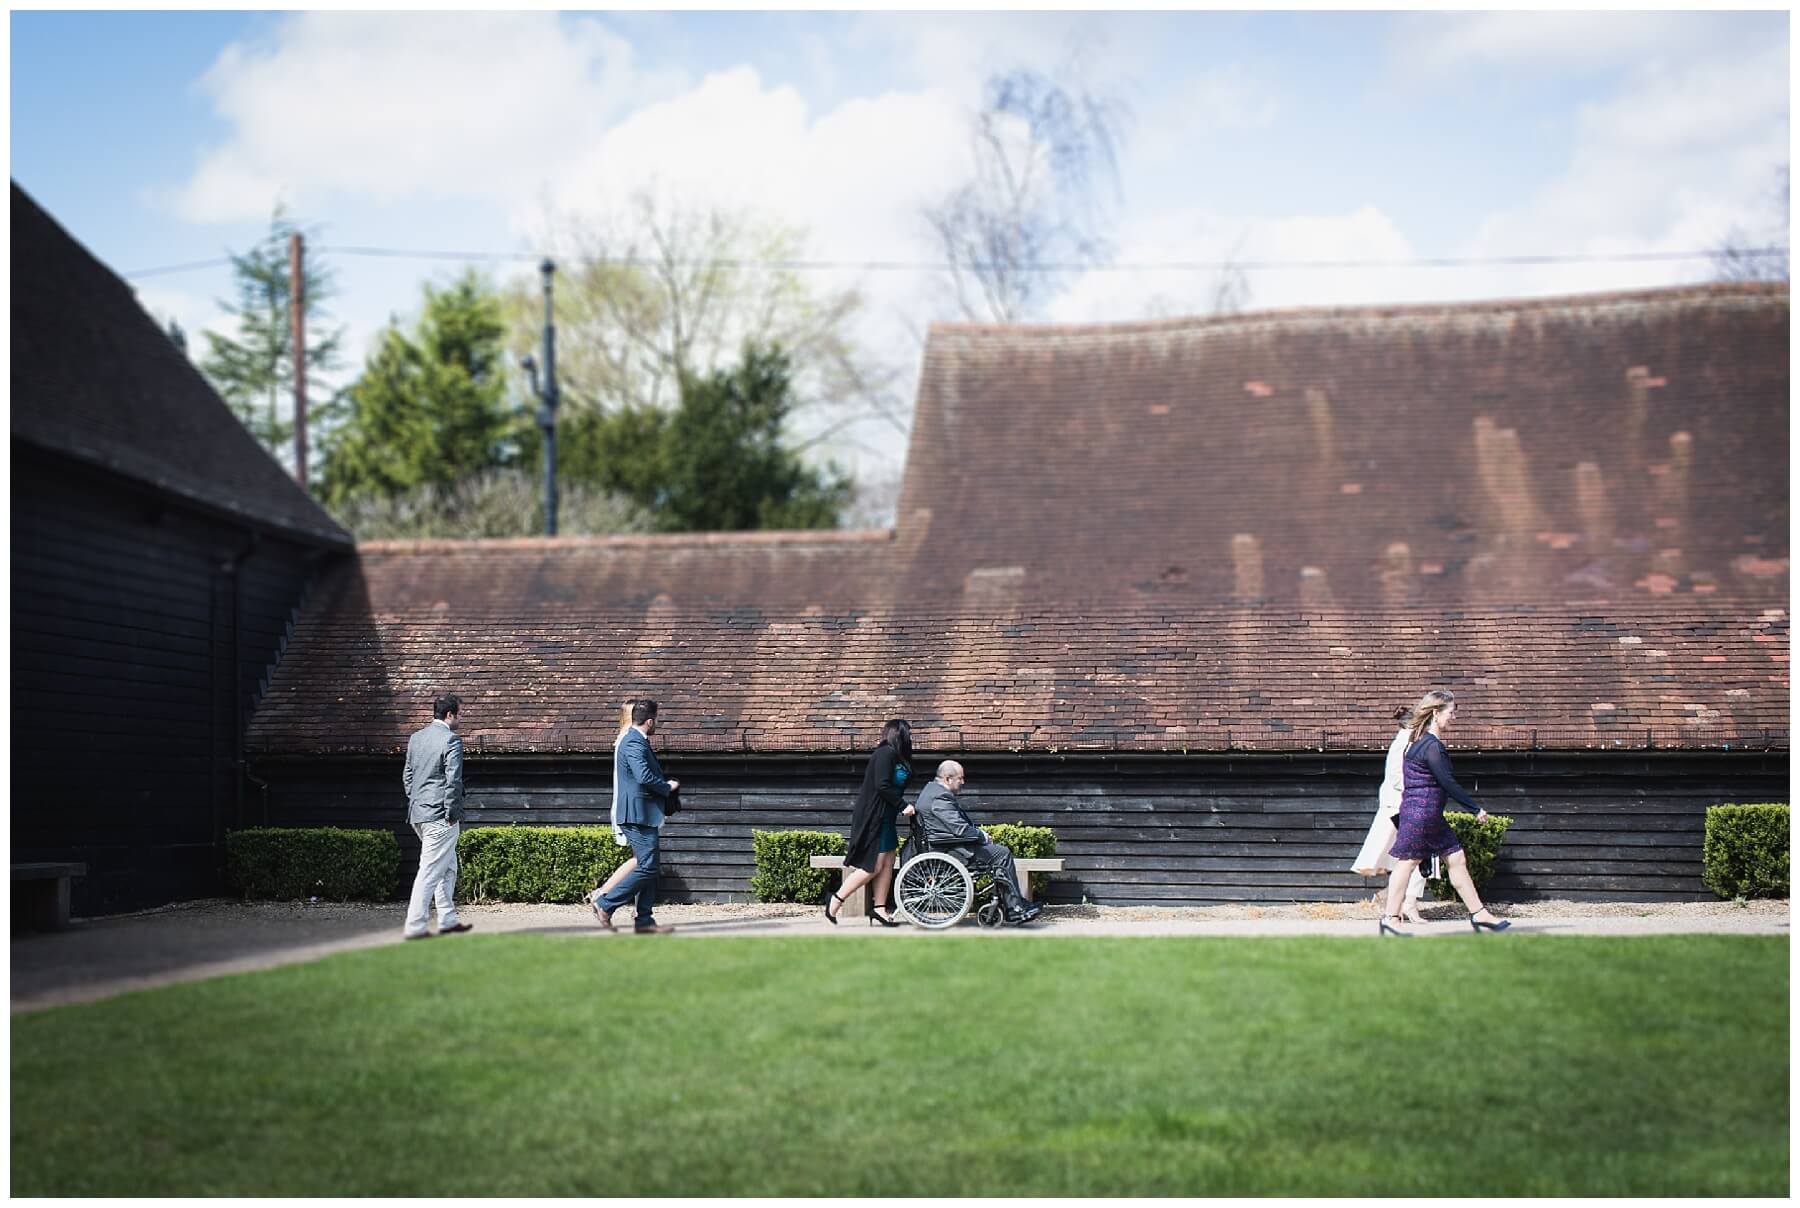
[225,827,400,901]
[456,825,635,904]
[1702,803,1789,899]
[750,830,845,904]
[1425,812,1513,901]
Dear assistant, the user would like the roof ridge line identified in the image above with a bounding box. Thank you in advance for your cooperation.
[924,281,1789,338]
[356,528,897,554]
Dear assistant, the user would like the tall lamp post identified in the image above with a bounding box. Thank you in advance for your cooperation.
[519,258,560,536]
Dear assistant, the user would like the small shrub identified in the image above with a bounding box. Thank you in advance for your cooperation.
[1703,804,1789,900]
[226,827,400,901]
[751,830,846,903]
[457,826,634,903]
[1426,813,1513,902]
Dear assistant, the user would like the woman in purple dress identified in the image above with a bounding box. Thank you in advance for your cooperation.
[1380,689,1511,936]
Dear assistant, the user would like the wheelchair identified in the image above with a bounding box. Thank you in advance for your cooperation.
[892,814,1011,930]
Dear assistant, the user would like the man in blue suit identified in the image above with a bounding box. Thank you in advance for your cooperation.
[591,699,680,934]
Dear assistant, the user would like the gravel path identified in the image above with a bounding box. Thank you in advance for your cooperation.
[12,897,1788,1014]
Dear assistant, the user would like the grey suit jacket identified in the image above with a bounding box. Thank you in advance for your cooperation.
[613,727,671,828]
[404,720,465,824]
[914,781,982,849]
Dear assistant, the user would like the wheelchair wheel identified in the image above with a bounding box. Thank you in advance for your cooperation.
[895,852,973,929]
[975,899,1005,929]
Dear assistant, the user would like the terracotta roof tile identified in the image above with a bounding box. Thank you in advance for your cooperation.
[248,574,1787,755]
[898,283,1787,607]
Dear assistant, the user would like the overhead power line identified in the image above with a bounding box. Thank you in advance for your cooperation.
[122,243,1791,281]
[124,255,238,279]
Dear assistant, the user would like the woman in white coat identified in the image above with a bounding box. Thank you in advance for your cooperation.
[1351,700,1437,923]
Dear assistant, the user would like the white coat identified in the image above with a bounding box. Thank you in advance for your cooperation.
[1351,727,1427,898]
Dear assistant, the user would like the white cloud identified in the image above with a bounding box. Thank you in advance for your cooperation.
[1389,11,1754,77]
[1046,203,1423,321]
[165,12,684,222]
[848,11,1100,98]
[1458,34,1789,295]
[517,66,971,383]
[1129,64,1280,169]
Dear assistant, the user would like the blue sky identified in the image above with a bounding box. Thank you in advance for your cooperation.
[11,10,1790,488]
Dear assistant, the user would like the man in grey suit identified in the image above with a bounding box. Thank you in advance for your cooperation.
[589,698,680,934]
[909,760,1042,924]
[403,693,474,940]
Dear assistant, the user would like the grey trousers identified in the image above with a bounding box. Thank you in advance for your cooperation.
[954,839,1030,915]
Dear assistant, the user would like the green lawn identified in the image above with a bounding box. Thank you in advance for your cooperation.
[10,935,1788,1196]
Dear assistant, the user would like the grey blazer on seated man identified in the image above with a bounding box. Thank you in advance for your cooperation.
[913,780,982,848]
[404,719,465,824]
[614,726,673,827]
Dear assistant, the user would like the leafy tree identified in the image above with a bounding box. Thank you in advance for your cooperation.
[331,469,648,540]
[506,190,908,442]
[199,207,343,473]
[319,271,521,506]
[551,343,851,532]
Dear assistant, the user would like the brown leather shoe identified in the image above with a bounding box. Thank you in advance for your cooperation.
[633,922,675,934]
[589,895,616,931]
[440,922,473,935]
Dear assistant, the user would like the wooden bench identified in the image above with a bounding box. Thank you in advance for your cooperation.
[811,854,1064,919]
[12,862,87,932]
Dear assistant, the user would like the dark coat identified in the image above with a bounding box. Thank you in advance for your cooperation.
[845,742,910,872]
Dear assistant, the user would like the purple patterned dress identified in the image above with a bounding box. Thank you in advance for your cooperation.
[1390,733,1480,861]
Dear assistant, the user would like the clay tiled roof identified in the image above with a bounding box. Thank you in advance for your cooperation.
[898,285,1788,608]
[248,567,1787,755]
[349,528,901,611]
[10,182,351,548]
[248,284,1791,756]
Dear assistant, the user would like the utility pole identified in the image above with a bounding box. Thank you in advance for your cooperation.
[289,232,308,489]
[536,258,559,535]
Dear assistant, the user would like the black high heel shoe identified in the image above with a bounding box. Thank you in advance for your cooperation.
[1469,911,1511,933]
[1378,916,1411,937]
[824,892,845,925]
[869,908,901,928]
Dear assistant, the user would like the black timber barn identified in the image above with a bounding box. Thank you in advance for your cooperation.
[11,183,353,914]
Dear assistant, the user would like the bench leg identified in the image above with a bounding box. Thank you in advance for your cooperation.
[840,878,868,918]
[51,876,72,928]
[1018,876,1034,903]
[16,879,72,931]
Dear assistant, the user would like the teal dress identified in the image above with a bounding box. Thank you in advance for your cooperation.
[878,762,910,852]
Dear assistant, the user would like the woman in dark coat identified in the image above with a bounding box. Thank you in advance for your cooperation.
[826,719,913,927]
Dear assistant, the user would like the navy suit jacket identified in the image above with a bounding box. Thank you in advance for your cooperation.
[614,727,672,827]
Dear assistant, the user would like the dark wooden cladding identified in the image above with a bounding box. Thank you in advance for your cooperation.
[12,453,338,915]
[252,749,1786,906]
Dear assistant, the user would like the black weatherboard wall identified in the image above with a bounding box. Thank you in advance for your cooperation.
[12,454,338,913]
[254,749,1786,904]
[11,180,355,915]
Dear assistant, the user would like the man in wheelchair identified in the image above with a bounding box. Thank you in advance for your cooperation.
[905,760,1044,924]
